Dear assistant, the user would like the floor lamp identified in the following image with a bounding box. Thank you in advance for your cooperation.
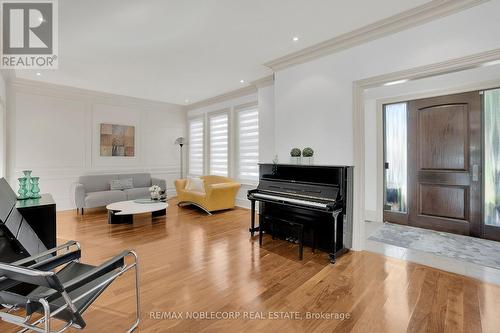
[175,137,186,178]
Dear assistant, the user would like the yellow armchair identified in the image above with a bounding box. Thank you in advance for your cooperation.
[175,176,241,214]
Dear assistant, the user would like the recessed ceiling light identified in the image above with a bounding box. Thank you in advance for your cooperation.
[292,36,299,42]
[482,59,500,67]
[39,16,44,22]
[240,79,245,83]
[384,79,409,86]
[184,99,190,103]
[36,72,41,76]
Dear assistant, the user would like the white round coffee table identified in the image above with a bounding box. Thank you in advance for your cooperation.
[106,200,168,224]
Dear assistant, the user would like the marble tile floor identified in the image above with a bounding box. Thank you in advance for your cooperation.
[364,221,500,285]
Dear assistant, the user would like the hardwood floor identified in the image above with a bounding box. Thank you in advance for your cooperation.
[2,199,500,332]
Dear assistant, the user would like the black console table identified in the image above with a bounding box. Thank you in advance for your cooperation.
[16,194,57,249]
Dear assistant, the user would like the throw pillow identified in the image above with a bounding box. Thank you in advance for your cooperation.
[110,178,134,190]
[185,177,205,193]
[120,178,134,189]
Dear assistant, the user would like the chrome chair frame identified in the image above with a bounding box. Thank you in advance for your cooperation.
[0,241,140,333]
[177,201,213,215]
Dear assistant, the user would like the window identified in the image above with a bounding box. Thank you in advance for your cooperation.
[209,113,229,176]
[383,102,407,213]
[484,88,500,227]
[237,108,259,181]
[188,118,204,176]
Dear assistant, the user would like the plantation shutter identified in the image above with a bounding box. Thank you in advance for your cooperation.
[209,113,229,176]
[237,108,259,181]
[188,118,204,176]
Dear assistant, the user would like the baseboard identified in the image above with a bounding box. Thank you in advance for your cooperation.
[365,209,381,222]
[55,198,74,212]
[235,198,252,209]
[57,188,178,212]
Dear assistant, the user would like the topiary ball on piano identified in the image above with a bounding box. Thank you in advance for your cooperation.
[302,147,314,157]
[290,148,301,157]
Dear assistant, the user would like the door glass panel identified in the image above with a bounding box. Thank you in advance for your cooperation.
[384,103,407,213]
[485,89,500,226]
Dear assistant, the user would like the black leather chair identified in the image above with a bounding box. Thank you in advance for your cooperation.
[0,241,140,333]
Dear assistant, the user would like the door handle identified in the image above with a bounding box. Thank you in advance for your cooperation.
[472,164,480,182]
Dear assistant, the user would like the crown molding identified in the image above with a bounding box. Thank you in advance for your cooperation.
[264,0,489,71]
[250,74,274,88]
[358,48,500,88]
[187,74,274,111]
[187,85,258,111]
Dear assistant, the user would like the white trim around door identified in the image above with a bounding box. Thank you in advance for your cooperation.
[352,48,500,251]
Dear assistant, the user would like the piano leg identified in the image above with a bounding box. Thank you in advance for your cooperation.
[298,223,304,260]
[259,217,265,246]
[329,254,336,264]
[271,220,275,240]
[249,200,259,236]
[330,209,343,264]
[312,222,317,254]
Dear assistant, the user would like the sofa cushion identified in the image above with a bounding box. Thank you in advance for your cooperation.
[79,175,118,193]
[85,190,126,208]
[119,173,151,188]
[124,187,150,200]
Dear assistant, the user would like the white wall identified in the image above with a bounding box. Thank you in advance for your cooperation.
[6,79,186,210]
[363,64,500,221]
[187,85,275,208]
[0,71,6,178]
[0,72,5,101]
[258,84,276,164]
[274,1,500,167]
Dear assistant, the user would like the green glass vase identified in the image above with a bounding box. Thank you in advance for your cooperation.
[30,177,41,199]
[18,177,28,199]
[23,170,33,198]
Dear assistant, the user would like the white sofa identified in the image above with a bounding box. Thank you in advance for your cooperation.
[73,173,166,214]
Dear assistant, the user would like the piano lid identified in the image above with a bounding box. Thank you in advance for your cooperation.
[256,164,346,201]
[259,164,347,187]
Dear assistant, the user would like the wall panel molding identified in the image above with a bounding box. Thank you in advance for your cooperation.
[8,78,185,110]
[7,79,187,211]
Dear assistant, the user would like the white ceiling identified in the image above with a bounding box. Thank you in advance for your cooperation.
[15,0,430,105]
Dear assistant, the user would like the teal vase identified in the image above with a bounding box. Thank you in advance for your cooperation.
[30,177,41,199]
[18,177,28,199]
[23,170,33,198]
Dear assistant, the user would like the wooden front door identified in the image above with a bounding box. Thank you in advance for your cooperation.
[408,92,482,236]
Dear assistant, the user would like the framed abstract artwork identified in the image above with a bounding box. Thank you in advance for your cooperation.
[100,123,135,157]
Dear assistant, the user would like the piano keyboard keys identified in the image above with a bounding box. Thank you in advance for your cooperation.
[252,193,329,209]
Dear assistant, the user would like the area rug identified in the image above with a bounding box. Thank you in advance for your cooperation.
[368,223,500,270]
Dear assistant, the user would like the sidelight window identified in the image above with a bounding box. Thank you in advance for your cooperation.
[484,88,500,227]
[383,102,408,213]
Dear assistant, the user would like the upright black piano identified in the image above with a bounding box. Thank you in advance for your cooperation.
[248,164,353,263]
